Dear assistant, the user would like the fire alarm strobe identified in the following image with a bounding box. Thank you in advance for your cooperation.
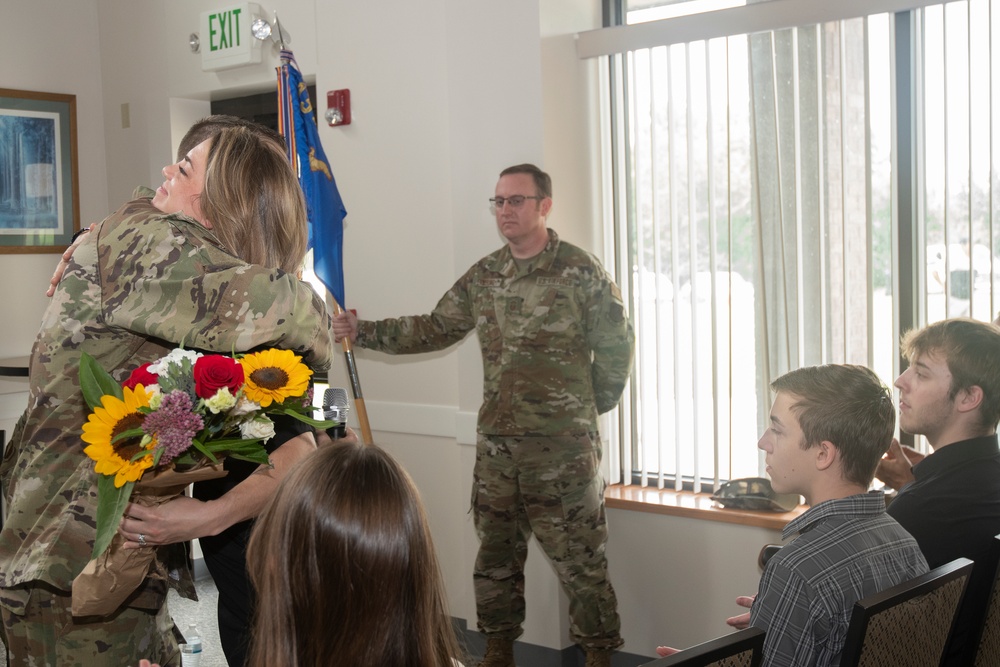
[326,89,351,126]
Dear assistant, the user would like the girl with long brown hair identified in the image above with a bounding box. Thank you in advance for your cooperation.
[247,441,465,667]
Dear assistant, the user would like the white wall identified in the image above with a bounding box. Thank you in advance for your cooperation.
[0,0,109,427]
[0,1,108,358]
[0,0,781,658]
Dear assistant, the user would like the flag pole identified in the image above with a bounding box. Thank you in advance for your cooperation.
[330,299,374,446]
[277,49,373,445]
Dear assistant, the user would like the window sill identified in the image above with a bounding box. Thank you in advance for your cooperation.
[605,483,807,531]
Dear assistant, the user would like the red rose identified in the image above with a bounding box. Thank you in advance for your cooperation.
[122,363,158,390]
[193,355,245,399]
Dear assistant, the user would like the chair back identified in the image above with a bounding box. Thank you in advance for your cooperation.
[757,543,782,570]
[840,557,973,667]
[639,627,764,667]
[973,535,1000,666]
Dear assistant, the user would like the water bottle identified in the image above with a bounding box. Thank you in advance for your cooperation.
[180,622,202,667]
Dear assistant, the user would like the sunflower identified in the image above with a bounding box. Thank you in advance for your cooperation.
[240,349,312,407]
[82,385,157,488]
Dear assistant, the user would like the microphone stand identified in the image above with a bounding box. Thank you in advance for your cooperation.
[331,299,374,445]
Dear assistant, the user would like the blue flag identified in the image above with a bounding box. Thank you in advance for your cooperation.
[277,49,347,307]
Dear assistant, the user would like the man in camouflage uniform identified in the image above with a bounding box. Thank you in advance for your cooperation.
[0,172,333,663]
[332,164,634,667]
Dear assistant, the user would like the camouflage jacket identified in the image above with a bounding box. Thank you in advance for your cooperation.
[357,229,634,435]
[0,191,333,602]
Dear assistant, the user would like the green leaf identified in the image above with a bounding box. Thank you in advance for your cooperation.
[209,438,270,461]
[189,438,220,464]
[276,407,339,430]
[171,452,197,466]
[112,428,147,445]
[170,438,271,467]
[80,353,123,410]
[92,475,134,558]
[199,436,260,451]
[225,448,272,466]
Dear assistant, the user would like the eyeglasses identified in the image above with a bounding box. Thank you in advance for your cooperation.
[489,195,544,210]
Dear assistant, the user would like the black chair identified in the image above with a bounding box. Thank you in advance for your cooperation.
[0,427,5,531]
[839,557,973,667]
[971,535,1000,666]
[639,627,765,667]
[757,543,782,570]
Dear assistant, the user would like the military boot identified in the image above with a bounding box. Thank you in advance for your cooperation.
[584,647,613,667]
[478,637,515,667]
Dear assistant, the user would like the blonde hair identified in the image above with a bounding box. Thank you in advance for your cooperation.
[199,126,307,273]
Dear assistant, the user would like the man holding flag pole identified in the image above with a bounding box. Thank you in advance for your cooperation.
[276,48,374,445]
[331,162,635,667]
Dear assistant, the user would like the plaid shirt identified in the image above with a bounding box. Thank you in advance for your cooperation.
[750,491,928,667]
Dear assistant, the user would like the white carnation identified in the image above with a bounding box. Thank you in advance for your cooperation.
[204,387,238,414]
[146,385,163,409]
[148,349,203,375]
[231,397,261,417]
[239,416,275,442]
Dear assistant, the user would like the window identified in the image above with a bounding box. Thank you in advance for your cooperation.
[625,0,749,23]
[596,0,1000,491]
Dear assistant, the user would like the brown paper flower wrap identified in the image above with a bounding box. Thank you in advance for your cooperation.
[69,349,337,618]
[71,464,227,616]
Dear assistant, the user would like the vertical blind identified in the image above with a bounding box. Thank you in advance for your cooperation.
[601,0,1000,490]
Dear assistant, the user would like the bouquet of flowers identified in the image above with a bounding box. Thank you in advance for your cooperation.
[70,347,336,616]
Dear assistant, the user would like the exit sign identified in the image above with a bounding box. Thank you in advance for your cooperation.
[200,3,263,71]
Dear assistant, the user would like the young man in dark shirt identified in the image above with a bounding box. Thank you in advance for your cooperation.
[875,317,1000,666]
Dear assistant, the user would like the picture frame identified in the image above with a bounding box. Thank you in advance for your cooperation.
[0,88,79,253]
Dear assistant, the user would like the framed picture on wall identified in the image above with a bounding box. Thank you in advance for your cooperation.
[0,88,79,253]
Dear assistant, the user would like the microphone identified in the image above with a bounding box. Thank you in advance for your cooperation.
[322,387,350,439]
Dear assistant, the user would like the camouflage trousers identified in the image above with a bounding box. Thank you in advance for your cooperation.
[0,583,179,667]
[471,432,622,650]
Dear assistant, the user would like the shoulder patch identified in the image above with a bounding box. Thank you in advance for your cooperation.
[609,302,626,323]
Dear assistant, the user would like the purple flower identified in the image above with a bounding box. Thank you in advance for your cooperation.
[142,390,204,462]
